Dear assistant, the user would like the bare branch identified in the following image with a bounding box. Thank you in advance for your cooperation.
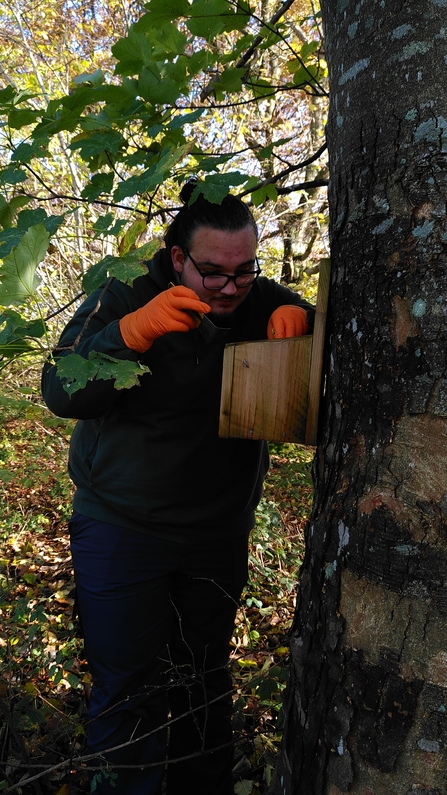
[275,178,328,196]
[239,142,328,197]
[44,292,85,322]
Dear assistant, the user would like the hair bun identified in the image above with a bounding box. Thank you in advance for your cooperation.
[179,179,199,205]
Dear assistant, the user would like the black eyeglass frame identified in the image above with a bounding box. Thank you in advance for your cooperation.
[182,247,261,290]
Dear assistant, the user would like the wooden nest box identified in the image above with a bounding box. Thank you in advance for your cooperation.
[219,259,330,446]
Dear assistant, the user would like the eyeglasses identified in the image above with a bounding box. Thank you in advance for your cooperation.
[182,248,261,290]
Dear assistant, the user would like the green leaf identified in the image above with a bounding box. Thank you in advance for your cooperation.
[0,166,28,186]
[56,351,151,394]
[0,85,16,106]
[113,168,154,201]
[54,354,95,392]
[81,172,114,201]
[73,69,105,87]
[169,108,205,130]
[163,57,188,88]
[44,213,65,236]
[214,67,247,95]
[22,572,37,584]
[95,82,139,108]
[134,0,190,28]
[251,183,278,206]
[145,22,188,57]
[0,196,31,230]
[187,49,214,76]
[242,175,259,191]
[59,84,104,114]
[138,65,181,105]
[250,78,275,99]
[0,393,31,410]
[0,311,45,340]
[8,108,39,129]
[65,672,80,688]
[105,219,128,238]
[256,677,279,700]
[186,15,225,40]
[196,153,234,172]
[69,130,125,159]
[2,209,64,245]
[290,63,319,87]
[0,228,24,258]
[300,40,319,62]
[11,138,49,163]
[112,31,155,76]
[187,0,246,39]
[191,172,248,204]
[258,136,293,159]
[0,310,45,356]
[0,224,49,305]
[119,219,147,254]
[224,4,250,32]
[258,25,283,48]
[234,780,254,795]
[12,88,41,105]
[92,213,114,235]
[53,668,63,685]
[82,239,160,294]
[32,106,79,138]
[17,208,48,229]
[114,143,193,201]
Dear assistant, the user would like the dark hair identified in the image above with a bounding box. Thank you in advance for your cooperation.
[164,180,258,252]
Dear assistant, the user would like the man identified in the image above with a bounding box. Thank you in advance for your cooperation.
[42,183,314,795]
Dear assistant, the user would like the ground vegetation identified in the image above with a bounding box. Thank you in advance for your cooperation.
[1,405,313,794]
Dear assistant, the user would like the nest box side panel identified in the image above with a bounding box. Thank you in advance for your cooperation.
[219,336,312,442]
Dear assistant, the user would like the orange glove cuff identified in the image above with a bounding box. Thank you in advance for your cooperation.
[267,305,309,339]
[120,311,155,353]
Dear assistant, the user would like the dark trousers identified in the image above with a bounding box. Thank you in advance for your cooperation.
[69,513,249,795]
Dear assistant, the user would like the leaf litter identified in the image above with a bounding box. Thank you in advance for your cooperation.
[0,412,314,794]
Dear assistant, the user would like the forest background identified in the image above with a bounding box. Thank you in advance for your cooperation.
[0,0,328,792]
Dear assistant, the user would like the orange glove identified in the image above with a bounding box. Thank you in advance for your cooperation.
[119,286,211,353]
[267,305,309,339]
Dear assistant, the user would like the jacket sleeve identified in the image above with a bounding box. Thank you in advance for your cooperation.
[41,282,142,420]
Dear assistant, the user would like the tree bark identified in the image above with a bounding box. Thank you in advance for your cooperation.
[274,2,447,793]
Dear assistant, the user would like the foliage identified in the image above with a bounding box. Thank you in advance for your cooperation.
[0,0,327,399]
[0,410,313,793]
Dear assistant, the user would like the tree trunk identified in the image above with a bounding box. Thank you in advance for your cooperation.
[274,2,447,793]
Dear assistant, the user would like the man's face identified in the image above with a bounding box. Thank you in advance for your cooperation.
[171,226,258,318]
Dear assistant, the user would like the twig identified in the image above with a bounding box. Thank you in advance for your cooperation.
[1,687,237,793]
[52,279,114,353]
[44,292,85,322]
[0,696,43,794]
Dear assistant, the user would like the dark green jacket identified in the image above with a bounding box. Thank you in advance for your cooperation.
[42,250,314,541]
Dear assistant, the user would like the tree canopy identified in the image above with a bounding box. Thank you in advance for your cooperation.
[0,0,328,397]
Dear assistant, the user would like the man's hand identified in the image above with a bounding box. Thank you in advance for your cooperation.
[267,305,309,339]
[120,286,211,353]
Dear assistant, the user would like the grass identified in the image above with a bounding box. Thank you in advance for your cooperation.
[0,406,314,794]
